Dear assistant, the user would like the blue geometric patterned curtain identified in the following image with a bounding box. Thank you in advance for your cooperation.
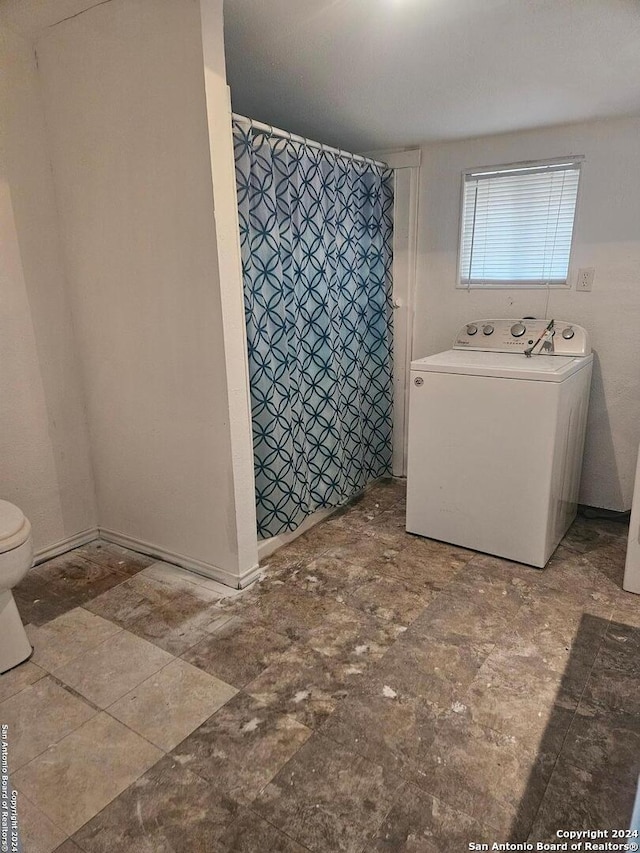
[233,117,394,539]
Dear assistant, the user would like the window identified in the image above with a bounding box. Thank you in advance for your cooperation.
[458,157,582,288]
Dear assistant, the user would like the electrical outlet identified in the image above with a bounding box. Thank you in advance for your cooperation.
[576,268,595,292]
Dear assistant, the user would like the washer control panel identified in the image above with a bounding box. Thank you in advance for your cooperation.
[454,320,590,356]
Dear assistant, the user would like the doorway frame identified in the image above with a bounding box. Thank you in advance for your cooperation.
[384,149,420,477]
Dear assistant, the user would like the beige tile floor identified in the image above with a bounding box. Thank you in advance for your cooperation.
[0,482,637,852]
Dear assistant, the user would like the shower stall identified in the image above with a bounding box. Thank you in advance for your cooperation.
[232,115,394,540]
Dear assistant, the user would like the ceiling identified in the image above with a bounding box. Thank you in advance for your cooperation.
[224,0,640,152]
[3,0,639,153]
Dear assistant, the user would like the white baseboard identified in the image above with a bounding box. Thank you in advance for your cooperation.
[34,528,99,564]
[98,528,260,590]
[30,479,397,586]
[257,506,337,561]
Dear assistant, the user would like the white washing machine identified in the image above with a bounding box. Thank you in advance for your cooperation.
[406,319,593,568]
[623,446,640,594]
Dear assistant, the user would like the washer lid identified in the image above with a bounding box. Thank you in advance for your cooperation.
[410,350,593,382]
[0,500,30,553]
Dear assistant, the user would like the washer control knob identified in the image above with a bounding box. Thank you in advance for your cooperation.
[483,324,494,336]
[562,327,575,340]
[511,322,526,338]
[414,376,424,386]
[466,324,478,336]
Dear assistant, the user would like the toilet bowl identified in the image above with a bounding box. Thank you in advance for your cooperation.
[0,501,34,674]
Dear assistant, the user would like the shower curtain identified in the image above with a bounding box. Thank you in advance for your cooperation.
[233,117,394,539]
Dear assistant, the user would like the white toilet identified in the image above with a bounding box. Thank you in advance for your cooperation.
[0,501,34,674]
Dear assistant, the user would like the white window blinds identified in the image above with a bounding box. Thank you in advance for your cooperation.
[459,158,582,287]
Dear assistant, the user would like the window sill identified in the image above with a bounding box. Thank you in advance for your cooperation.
[456,281,572,290]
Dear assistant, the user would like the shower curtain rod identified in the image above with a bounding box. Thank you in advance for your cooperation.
[232,113,388,169]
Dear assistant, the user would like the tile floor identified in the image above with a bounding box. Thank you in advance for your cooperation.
[1,479,638,852]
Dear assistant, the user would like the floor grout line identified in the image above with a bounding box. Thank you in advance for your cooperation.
[12,784,71,845]
[243,803,317,852]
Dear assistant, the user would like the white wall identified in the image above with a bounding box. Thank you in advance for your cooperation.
[199,0,258,573]
[33,0,258,584]
[0,26,96,554]
[415,115,640,511]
